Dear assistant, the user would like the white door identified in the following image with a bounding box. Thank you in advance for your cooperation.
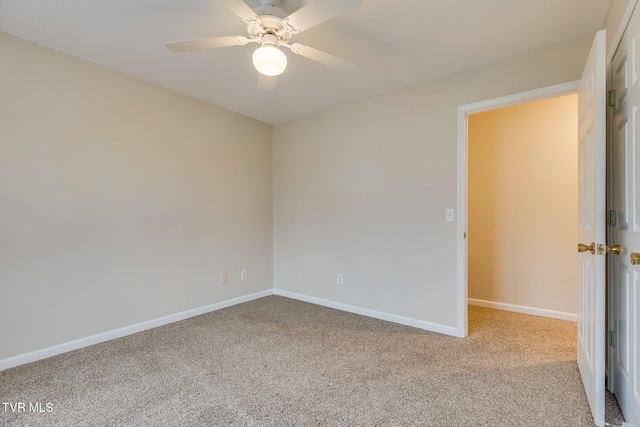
[577,29,606,427]
[611,5,640,424]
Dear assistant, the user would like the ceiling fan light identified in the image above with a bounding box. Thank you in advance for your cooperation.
[252,45,287,76]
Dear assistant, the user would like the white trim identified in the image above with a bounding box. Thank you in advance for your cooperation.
[459,81,581,115]
[456,80,581,338]
[0,289,273,372]
[468,298,577,322]
[608,0,639,61]
[456,105,468,338]
[606,0,638,397]
[274,289,459,337]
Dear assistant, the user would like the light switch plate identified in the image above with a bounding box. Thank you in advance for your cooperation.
[445,209,455,222]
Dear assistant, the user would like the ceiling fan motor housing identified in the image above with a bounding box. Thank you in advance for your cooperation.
[247,1,292,45]
[257,0,281,6]
[254,0,287,19]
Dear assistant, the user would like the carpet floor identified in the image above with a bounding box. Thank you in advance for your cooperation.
[0,296,620,426]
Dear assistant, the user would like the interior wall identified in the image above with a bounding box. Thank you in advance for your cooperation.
[0,33,273,361]
[273,34,593,330]
[467,95,578,315]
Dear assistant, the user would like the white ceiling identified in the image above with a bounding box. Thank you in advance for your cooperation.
[0,0,611,124]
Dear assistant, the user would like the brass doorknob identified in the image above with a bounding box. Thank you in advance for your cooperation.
[607,245,623,255]
[578,242,595,254]
[631,253,640,265]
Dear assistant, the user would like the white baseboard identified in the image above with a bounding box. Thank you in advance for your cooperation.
[0,289,273,372]
[274,289,459,337]
[2,288,463,372]
[468,298,577,322]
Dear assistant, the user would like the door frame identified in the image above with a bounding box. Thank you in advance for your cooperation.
[606,0,640,394]
[455,81,579,337]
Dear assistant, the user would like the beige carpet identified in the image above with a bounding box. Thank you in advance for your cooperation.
[0,296,612,426]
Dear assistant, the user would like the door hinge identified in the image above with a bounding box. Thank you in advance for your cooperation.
[608,90,616,107]
[609,331,616,348]
[608,210,617,227]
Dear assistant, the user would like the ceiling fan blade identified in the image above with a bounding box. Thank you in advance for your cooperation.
[219,0,261,25]
[289,43,359,73]
[282,0,362,34]
[166,36,248,53]
[258,74,276,92]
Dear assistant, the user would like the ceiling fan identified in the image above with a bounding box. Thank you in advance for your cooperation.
[165,0,362,90]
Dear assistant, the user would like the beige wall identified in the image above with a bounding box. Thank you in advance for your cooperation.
[468,95,578,314]
[273,35,593,329]
[0,33,273,360]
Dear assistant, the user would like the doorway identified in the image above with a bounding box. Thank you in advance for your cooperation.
[467,94,578,321]
[456,81,580,336]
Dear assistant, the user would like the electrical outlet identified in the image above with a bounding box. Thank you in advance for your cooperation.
[220,273,227,284]
[337,274,343,285]
[241,269,247,280]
